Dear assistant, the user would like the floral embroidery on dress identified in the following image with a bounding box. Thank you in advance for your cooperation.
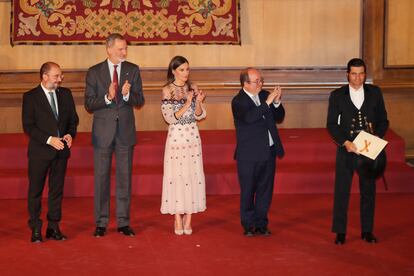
[161,85,197,125]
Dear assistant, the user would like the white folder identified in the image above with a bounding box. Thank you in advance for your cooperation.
[353,131,388,160]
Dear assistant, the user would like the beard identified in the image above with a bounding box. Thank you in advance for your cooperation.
[118,55,127,63]
[47,82,60,90]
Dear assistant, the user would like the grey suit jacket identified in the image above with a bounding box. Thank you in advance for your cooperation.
[85,60,145,147]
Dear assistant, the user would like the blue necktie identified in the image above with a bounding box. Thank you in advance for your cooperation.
[49,91,58,120]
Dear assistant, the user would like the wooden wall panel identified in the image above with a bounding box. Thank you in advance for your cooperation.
[0,0,361,70]
[3,82,412,156]
[382,88,414,156]
[260,0,362,66]
[0,97,333,133]
[0,68,345,133]
[364,0,414,81]
[385,0,414,67]
[1,0,414,157]
[0,68,413,157]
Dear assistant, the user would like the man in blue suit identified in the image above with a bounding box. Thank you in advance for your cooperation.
[232,68,285,237]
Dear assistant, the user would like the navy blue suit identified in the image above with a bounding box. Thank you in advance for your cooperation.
[232,89,285,230]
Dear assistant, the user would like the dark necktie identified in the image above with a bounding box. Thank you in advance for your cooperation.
[113,64,119,102]
[48,91,58,119]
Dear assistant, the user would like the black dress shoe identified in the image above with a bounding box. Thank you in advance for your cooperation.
[243,228,255,237]
[46,228,67,241]
[118,226,135,236]
[255,227,271,236]
[361,232,377,243]
[93,227,106,237]
[334,233,346,245]
[31,229,43,243]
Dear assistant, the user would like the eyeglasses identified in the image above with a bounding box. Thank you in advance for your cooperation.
[247,78,264,85]
[47,74,64,80]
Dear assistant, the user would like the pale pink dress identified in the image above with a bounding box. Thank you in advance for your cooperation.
[160,84,207,215]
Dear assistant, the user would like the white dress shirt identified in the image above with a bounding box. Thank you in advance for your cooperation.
[41,83,59,144]
[349,84,364,110]
[41,83,59,115]
[105,60,130,104]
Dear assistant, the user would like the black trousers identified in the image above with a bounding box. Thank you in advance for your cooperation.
[332,147,376,234]
[28,157,68,230]
[237,150,276,230]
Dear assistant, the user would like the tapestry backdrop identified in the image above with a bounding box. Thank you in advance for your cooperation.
[10,0,240,45]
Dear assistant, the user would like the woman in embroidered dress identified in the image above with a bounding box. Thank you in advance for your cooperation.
[160,56,207,235]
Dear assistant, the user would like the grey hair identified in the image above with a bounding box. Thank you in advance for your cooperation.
[106,33,126,48]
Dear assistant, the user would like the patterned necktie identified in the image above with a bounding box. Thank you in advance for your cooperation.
[254,94,273,146]
[48,91,58,119]
[253,94,260,106]
[113,64,119,102]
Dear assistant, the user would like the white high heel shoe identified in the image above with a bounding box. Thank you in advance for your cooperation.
[175,228,184,235]
[174,219,183,235]
[183,215,192,235]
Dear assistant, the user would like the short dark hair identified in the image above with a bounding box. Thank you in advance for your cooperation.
[39,62,60,80]
[347,58,366,73]
[166,55,190,85]
[106,33,126,48]
[240,67,254,86]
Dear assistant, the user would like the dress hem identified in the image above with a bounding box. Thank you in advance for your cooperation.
[160,207,207,215]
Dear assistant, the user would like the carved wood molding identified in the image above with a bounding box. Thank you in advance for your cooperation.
[3,66,412,106]
[0,68,349,106]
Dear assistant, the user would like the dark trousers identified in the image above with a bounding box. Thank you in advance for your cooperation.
[332,147,376,234]
[28,157,68,230]
[94,127,134,228]
[237,150,276,230]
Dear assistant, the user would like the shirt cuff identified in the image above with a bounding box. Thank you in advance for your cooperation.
[46,136,52,145]
[273,101,281,108]
[123,92,130,102]
[105,94,112,105]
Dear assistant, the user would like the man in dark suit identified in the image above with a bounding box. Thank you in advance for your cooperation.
[85,33,145,237]
[327,58,388,245]
[232,68,285,237]
[22,62,79,242]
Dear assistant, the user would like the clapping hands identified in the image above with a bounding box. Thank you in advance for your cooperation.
[122,80,131,96]
[266,85,282,105]
[195,89,205,103]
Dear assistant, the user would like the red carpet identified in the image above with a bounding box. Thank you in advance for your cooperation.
[0,195,413,275]
[0,129,413,199]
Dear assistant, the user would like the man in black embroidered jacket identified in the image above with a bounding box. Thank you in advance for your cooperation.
[327,58,388,245]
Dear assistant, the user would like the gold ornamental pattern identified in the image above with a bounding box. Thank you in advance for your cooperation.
[11,0,240,45]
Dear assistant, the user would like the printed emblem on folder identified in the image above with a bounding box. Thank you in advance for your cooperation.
[353,131,388,160]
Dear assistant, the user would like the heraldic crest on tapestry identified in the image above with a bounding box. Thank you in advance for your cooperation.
[11,0,240,45]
